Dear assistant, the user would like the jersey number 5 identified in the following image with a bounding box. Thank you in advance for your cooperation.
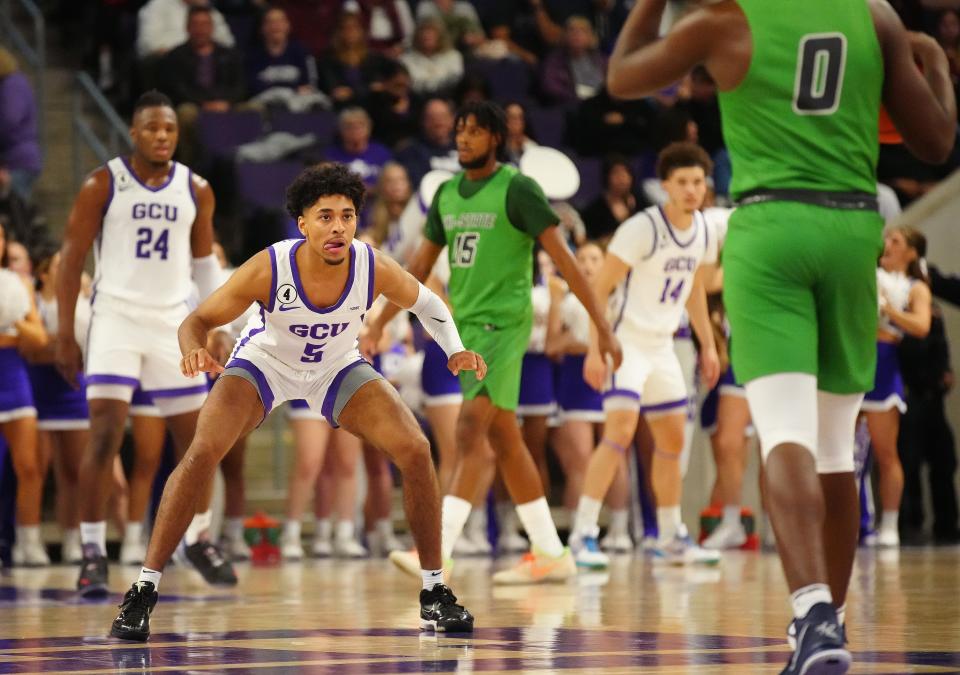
[792,33,846,116]
[452,232,479,268]
[135,228,170,260]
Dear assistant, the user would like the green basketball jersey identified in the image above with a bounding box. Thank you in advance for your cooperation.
[718,0,884,199]
[433,165,537,325]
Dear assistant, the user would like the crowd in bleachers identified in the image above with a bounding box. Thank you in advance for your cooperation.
[2,0,960,567]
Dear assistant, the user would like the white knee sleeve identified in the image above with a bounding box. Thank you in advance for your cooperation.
[744,373,818,462]
[86,384,134,403]
[815,391,864,474]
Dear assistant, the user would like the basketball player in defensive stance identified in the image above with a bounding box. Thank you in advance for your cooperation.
[110,164,483,641]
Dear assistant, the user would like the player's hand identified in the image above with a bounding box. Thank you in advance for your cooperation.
[700,345,721,390]
[359,323,383,361]
[54,335,83,389]
[448,350,487,379]
[583,348,608,392]
[181,347,225,378]
[597,326,623,371]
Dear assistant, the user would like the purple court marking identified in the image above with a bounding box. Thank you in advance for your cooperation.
[0,586,234,608]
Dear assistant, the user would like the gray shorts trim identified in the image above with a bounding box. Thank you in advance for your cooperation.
[322,359,384,428]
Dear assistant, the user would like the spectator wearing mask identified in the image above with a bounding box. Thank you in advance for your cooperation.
[324,107,393,190]
[136,0,234,59]
[0,48,41,202]
[394,97,459,186]
[246,7,316,97]
[400,17,464,96]
[318,11,390,109]
[540,16,606,105]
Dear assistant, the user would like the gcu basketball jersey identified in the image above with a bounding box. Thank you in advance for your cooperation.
[236,238,375,370]
[96,157,197,307]
[608,206,717,340]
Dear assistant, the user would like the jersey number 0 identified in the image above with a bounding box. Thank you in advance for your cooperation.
[792,33,847,116]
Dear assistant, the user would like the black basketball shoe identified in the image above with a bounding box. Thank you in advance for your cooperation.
[77,554,109,597]
[110,581,159,642]
[184,541,238,586]
[781,602,850,675]
[420,584,474,633]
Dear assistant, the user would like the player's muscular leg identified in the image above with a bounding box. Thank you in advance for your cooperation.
[142,379,260,571]
[79,399,132,522]
[449,396,498,503]
[712,397,752,505]
[647,413,686,507]
[819,472,858,606]
[338,380,443,571]
[487,407,547,505]
[165,409,214,512]
[127,416,165,523]
[582,410,639,502]
[521,415,551,494]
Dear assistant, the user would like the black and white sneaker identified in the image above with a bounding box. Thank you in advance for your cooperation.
[781,602,851,675]
[77,554,109,597]
[184,541,238,586]
[420,584,474,633]
[110,581,159,642]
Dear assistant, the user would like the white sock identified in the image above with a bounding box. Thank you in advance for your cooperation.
[608,509,629,536]
[375,518,394,538]
[63,527,80,545]
[880,510,899,534]
[315,518,332,541]
[516,497,564,558]
[17,525,41,546]
[837,603,846,627]
[284,520,302,542]
[224,517,244,541]
[791,583,832,620]
[441,495,472,560]
[124,521,143,545]
[80,521,107,556]
[421,568,443,591]
[184,510,212,546]
[722,505,741,529]
[656,506,682,543]
[138,567,162,591]
[466,507,487,536]
[496,501,520,537]
[335,520,355,542]
[573,496,602,539]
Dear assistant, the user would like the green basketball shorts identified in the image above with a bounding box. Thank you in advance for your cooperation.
[457,318,532,411]
[722,201,883,394]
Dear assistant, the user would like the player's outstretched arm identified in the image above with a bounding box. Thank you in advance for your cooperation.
[686,268,721,389]
[179,249,271,377]
[871,0,957,164]
[371,249,486,380]
[361,238,443,356]
[55,168,110,387]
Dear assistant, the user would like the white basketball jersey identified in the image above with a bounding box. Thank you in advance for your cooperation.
[236,238,375,370]
[877,267,915,337]
[95,157,197,307]
[607,206,717,340]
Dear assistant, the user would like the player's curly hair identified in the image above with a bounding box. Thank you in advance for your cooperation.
[656,142,714,181]
[285,163,367,219]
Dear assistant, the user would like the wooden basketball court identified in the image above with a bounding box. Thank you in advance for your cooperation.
[1,548,958,673]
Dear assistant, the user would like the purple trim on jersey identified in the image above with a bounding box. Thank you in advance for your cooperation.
[702,210,709,254]
[641,397,687,413]
[120,155,176,192]
[225,357,275,419]
[612,270,631,332]
[86,374,139,387]
[131,387,155,407]
[365,243,375,310]
[143,384,208,398]
[674,325,692,340]
[641,212,658,260]
[321,358,365,425]
[187,168,198,207]
[266,246,278,312]
[290,239,356,314]
[233,305,267,358]
[101,164,115,217]
[603,388,640,400]
[659,206,698,249]
[289,399,310,410]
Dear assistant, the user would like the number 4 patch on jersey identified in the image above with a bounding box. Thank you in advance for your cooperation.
[277,283,299,305]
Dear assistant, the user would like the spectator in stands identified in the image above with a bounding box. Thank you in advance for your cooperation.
[540,16,607,105]
[270,0,342,59]
[504,102,538,165]
[476,23,539,66]
[394,97,459,186]
[527,0,628,53]
[136,0,235,59]
[416,0,484,49]
[347,0,415,57]
[366,161,413,248]
[365,60,421,149]
[400,17,464,96]
[453,74,492,109]
[580,153,642,241]
[318,11,390,109]
[673,67,724,157]
[0,169,42,245]
[0,48,41,203]
[246,8,316,97]
[324,107,393,189]
[573,87,656,157]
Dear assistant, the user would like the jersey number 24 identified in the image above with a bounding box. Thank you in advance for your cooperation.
[792,33,846,116]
